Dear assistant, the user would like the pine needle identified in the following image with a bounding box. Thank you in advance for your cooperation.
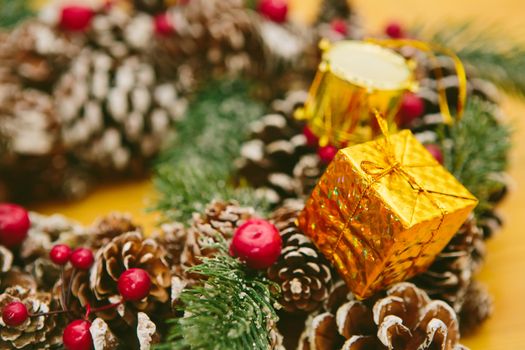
[439,97,511,215]
[156,241,280,350]
[152,80,269,222]
[414,21,525,98]
[0,0,33,28]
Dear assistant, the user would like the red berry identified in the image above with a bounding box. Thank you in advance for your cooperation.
[0,203,30,248]
[317,145,338,164]
[330,19,348,36]
[50,244,72,266]
[63,320,93,350]
[303,125,319,147]
[258,0,288,23]
[2,302,29,327]
[118,268,152,301]
[425,144,444,164]
[398,93,424,126]
[385,21,404,39]
[230,219,282,269]
[70,248,94,270]
[154,13,174,36]
[60,5,94,32]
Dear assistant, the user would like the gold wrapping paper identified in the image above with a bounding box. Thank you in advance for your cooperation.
[298,129,478,299]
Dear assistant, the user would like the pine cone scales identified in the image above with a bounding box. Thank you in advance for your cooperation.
[411,217,485,313]
[268,200,333,313]
[152,0,265,87]
[0,286,63,350]
[299,283,466,350]
[90,232,171,314]
[54,47,186,172]
[236,91,323,205]
[182,200,255,268]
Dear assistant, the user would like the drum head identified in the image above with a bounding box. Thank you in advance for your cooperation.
[325,41,412,91]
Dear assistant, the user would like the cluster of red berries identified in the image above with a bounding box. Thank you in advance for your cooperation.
[2,240,152,350]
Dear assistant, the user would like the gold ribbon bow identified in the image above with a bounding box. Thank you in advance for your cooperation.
[329,112,476,265]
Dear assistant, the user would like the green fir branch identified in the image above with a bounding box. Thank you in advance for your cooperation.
[156,241,280,350]
[439,97,511,214]
[414,21,525,98]
[0,0,33,28]
[153,80,269,222]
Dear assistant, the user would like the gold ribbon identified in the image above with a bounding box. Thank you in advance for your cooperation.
[329,112,476,269]
[366,38,468,125]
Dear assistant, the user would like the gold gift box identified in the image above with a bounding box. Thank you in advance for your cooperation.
[298,130,478,299]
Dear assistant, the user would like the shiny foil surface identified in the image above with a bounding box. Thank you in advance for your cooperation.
[298,130,478,299]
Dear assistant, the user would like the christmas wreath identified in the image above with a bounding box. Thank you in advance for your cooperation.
[0,0,520,349]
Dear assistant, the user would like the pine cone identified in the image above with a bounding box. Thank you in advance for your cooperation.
[19,212,85,264]
[151,221,186,271]
[52,7,186,174]
[92,231,171,316]
[0,19,80,90]
[268,200,333,313]
[0,286,64,350]
[86,212,142,249]
[299,282,466,350]
[235,91,322,205]
[458,281,493,335]
[181,200,255,270]
[152,0,266,89]
[0,246,14,288]
[411,216,485,313]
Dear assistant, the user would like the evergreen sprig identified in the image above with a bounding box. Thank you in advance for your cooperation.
[153,80,269,222]
[439,97,511,214]
[415,22,525,98]
[157,241,280,350]
[0,0,33,28]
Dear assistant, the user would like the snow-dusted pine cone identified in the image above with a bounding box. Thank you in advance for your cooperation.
[268,200,333,313]
[0,19,80,90]
[0,286,64,350]
[19,212,85,263]
[152,0,266,90]
[298,282,466,350]
[50,7,186,173]
[235,91,323,205]
[411,216,485,313]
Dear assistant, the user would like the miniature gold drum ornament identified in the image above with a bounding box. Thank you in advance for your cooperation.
[296,40,416,147]
[297,120,478,299]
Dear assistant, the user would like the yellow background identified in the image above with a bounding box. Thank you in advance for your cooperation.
[31,1,525,348]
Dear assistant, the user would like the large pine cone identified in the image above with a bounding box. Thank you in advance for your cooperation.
[64,231,172,345]
[152,0,266,89]
[50,7,186,174]
[54,47,186,173]
[299,282,466,350]
[411,216,485,313]
[267,200,333,313]
[0,286,64,350]
[235,91,323,205]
